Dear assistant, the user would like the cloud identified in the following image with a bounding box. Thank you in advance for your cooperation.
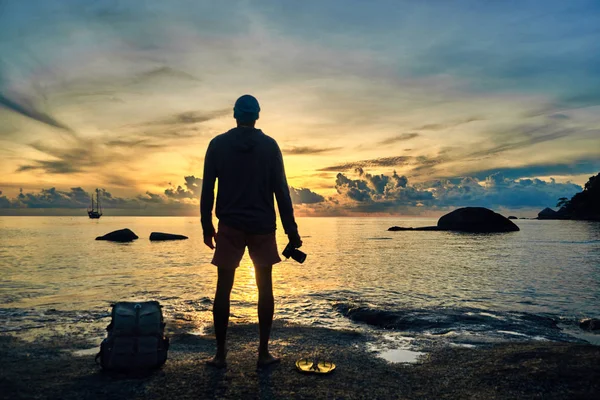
[0,175,206,211]
[334,170,433,210]
[0,190,10,208]
[328,168,583,212]
[15,107,225,175]
[141,109,230,127]
[413,117,480,131]
[0,93,74,133]
[420,173,583,209]
[164,175,202,200]
[289,187,325,204]
[547,113,570,120]
[377,133,419,145]
[282,146,342,155]
[466,158,600,182]
[406,120,600,179]
[128,66,200,86]
[319,156,412,172]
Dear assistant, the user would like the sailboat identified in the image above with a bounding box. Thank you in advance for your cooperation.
[87,188,103,219]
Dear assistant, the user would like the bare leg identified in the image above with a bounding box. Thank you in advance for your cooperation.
[209,267,235,368]
[255,264,280,366]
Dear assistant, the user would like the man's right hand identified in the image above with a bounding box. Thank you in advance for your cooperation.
[287,231,302,249]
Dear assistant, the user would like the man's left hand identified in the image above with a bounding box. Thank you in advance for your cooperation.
[204,232,216,250]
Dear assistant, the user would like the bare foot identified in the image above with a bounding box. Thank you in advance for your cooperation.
[206,354,227,369]
[257,353,281,368]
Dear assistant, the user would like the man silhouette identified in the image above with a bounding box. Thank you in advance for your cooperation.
[200,94,302,368]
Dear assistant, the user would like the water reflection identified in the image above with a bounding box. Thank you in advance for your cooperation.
[1,217,599,341]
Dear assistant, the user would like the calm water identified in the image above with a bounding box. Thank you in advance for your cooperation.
[1,216,599,350]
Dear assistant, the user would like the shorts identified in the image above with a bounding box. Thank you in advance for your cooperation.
[211,223,282,269]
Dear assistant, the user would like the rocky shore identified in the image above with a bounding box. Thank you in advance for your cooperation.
[1,321,599,399]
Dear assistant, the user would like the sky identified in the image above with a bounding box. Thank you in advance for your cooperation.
[1,0,599,216]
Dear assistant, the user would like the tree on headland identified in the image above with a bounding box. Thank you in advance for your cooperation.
[556,197,570,208]
[555,172,600,221]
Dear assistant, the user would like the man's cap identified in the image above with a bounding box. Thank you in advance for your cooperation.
[233,94,260,122]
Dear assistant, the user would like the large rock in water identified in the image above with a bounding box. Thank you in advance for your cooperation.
[538,207,560,219]
[388,207,519,232]
[438,207,520,232]
[96,228,138,242]
[149,232,188,241]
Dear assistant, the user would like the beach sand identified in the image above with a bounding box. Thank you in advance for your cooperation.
[1,321,599,399]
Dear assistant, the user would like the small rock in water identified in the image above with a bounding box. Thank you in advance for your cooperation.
[149,232,188,241]
[95,228,138,242]
[580,318,600,332]
[508,216,518,220]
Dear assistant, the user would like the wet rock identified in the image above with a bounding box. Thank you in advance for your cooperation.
[95,228,138,242]
[580,318,600,331]
[149,232,188,241]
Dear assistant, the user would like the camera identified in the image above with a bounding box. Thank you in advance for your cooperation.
[282,243,307,264]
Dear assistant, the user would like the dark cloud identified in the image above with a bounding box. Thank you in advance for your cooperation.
[15,107,226,175]
[282,146,342,155]
[548,113,570,120]
[330,168,583,212]
[413,117,480,131]
[408,121,599,178]
[335,170,433,210]
[0,190,10,208]
[0,93,74,133]
[466,158,600,182]
[6,187,91,209]
[148,109,230,126]
[420,173,582,209]
[464,125,579,160]
[319,156,411,172]
[136,191,165,204]
[17,139,117,174]
[289,187,325,204]
[377,133,419,145]
[0,176,206,212]
[104,139,163,149]
[129,66,199,85]
[164,175,202,199]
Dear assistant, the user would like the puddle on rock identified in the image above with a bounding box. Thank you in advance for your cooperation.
[377,348,425,363]
[72,347,99,357]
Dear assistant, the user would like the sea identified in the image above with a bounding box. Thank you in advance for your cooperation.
[1,216,599,360]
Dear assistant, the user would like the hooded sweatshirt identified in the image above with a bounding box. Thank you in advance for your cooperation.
[200,127,298,236]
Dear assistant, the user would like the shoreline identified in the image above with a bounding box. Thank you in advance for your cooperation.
[1,321,599,399]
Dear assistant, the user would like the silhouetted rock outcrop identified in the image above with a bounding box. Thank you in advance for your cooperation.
[438,207,519,232]
[537,207,565,220]
[537,173,600,221]
[508,216,517,220]
[580,318,600,332]
[559,173,600,221]
[388,207,519,233]
[149,232,188,241]
[388,226,440,231]
[96,228,138,242]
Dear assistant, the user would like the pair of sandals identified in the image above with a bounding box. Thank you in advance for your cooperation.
[295,358,336,374]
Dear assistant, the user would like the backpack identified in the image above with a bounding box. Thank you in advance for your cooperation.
[96,301,169,371]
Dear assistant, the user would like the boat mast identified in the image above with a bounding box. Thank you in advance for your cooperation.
[91,190,94,211]
[97,188,102,214]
